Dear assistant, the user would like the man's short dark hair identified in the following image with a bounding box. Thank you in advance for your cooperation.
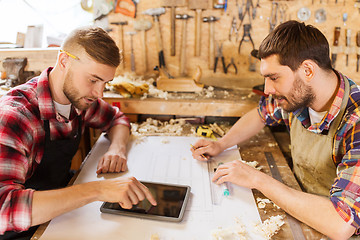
[61,26,120,67]
[258,20,332,71]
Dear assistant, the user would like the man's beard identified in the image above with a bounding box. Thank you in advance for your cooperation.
[63,70,93,111]
[275,76,315,112]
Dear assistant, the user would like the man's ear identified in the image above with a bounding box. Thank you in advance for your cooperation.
[58,52,70,70]
[301,60,316,82]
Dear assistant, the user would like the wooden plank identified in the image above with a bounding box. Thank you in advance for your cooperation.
[105,97,257,117]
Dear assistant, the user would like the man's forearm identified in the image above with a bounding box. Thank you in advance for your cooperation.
[219,108,265,150]
[255,173,355,239]
[107,124,130,151]
[31,181,99,226]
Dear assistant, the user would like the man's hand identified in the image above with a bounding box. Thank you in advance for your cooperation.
[191,138,224,161]
[212,160,261,189]
[96,147,127,174]
[98,177,157,209]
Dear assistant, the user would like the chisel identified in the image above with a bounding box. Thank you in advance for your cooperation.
[264,152,306,240]
[345,29,351,66]
[357,31,360,72]
[331,27,341,68]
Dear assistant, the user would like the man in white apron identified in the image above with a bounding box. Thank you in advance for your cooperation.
[192,20,360,238]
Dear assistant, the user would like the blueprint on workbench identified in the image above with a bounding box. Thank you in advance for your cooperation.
[39,135,264,240]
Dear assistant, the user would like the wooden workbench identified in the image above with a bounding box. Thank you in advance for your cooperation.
[21,87,323,239]
[103,87,260,117]
[32,129,325,239]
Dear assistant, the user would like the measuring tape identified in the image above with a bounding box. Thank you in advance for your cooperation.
[196,126,217,140]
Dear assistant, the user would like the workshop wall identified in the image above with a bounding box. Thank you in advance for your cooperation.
[1,0,359,90]
[108,0,360,89]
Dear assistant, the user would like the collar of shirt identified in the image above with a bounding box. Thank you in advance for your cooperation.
[37,67,82,122]
[293,70,345,134]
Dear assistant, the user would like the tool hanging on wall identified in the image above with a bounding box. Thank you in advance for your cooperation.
[278,3,288,24]
[161,0,187,57]
[110,21,128,69]
[189,0,208,57]
[315,8,326,23]
[345,29,351,66]
[249,54,256,72]
[236,0,254,34]
[228,17,238,41]
[125,31,137,72]
[142,8,167,69]
[238,24,255,54]
[134,19,152,73]
[237,0,244,20]
[357,31,360,72]
[214,42,226,73]
[269,1,278,32]
[331,27,341,68]
[203,16,219,70]
[297,7,311,21]
[114,0,137,18]
[176,14,193,76]
[225,58,238,74]
[253,0,260,19]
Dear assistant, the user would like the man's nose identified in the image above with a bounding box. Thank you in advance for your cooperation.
[92,83,104,98]
[264,78,275,95]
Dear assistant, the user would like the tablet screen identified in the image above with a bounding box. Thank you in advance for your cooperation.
[100,181,191,222]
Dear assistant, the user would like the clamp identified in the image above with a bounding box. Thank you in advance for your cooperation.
[238,24,255,54]
[214,42,227,73]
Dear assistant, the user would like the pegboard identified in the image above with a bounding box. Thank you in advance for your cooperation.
[107,0,360,88]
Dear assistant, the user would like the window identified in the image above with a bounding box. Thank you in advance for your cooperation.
[0,0,93,47]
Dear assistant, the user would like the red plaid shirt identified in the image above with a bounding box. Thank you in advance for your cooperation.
[0,68,129,233]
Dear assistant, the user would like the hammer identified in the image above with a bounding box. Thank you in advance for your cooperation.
[203,16,219,69]
[142,8,166,68]
[176,14,193,76]
[125,31,137,72]
[110,21,128,69]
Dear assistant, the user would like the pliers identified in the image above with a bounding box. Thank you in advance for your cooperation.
[228,17,238,41]
[238,24,255,54]
[225,58,238,74]
[214,42,227,73]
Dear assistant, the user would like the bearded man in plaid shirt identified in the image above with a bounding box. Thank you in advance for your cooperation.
[192,20,360,239]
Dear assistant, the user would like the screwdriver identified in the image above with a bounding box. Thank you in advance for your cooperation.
[331,27,341,68]
[357,31,360,72]
[346,29,351,66]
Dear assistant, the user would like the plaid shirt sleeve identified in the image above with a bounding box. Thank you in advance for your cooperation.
[83,98,130,131]
[0,107,36,233]
[330,114,360,233]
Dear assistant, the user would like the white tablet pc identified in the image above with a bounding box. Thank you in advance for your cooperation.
[100,181,191,222]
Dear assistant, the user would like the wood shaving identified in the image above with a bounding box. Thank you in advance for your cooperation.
[130,118,195,136]
[211,218,248,240]
[256,197,272,209]
[110,73,169,99]
[198,86,215,98]
[240,159,263,171]
[150,233,160,240]
[254,215,285,240]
